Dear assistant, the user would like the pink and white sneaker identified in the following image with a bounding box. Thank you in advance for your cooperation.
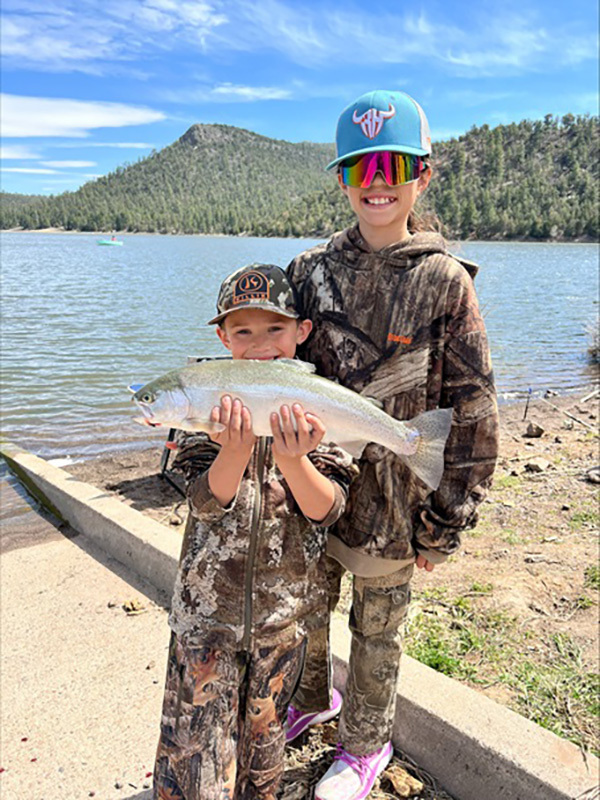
[285,688,343,743]
[315,741,393,800]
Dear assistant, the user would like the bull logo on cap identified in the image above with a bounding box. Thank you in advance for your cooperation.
[352,104,396,139]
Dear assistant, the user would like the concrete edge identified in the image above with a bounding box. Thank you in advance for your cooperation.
[3,442,599,800]
[1,442,180,596]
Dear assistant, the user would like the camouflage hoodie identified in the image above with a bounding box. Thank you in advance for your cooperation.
[287,224,499,567]
[168,433,357,649]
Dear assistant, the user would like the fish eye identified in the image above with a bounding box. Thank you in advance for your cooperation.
[140,392,154,403]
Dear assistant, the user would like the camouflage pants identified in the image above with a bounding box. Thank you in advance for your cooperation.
[292,557,414,755]
[153,630,306,800]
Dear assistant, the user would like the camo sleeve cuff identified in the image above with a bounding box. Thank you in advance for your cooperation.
[188,472,237,517]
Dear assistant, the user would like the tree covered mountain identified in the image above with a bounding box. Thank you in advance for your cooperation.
[1,114,597,241]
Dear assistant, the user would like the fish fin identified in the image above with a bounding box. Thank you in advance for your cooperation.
[277,358,317,373]
[336,439,368,458]
[128,383,144,393]
[359,393,384,409]
[393,408,453,491]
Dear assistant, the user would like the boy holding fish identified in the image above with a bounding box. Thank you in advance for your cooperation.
[150,264,360,800]
[286,90,499,799]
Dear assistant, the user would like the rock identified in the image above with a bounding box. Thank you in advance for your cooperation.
[545,389,558,397]
[585,466,600,484]
[554,436,563,443]
[524,422,545,438]
[561,504,571,511]
[382,764,424,798]
[524,457,552,473]
[122,598,147,615]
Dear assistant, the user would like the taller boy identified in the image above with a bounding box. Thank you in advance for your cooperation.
[287,90,499,799]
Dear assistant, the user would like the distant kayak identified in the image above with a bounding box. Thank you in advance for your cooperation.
[97,239,123,246]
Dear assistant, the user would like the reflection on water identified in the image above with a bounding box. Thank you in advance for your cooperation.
[1,233,598,463]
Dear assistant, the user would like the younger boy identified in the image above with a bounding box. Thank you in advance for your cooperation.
[286,90,499,800]
[152,263,357,800]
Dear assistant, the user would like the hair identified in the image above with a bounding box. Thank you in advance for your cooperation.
[408,158,442,234]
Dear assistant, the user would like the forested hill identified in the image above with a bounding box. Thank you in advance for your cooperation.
[1,114,598,241]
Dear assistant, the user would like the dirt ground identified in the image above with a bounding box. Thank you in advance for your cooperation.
[65,388,600,791]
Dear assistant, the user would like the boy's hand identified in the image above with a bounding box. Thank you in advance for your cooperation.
[209,395,256,453]
[416,553,435,572]
[270,403,326,460]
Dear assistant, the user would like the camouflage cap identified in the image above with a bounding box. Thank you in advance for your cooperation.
[207,263,300,325]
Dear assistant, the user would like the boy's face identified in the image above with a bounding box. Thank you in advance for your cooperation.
[216,308,312,360]
[338,161,432,239]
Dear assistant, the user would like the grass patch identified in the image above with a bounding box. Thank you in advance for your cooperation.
[501,634,600,754]
[574,594,595,610]
[584,564,600,591]
[494,474,522,490]
[501,528,524,545]
[405,590,600,755]
[405,591,516,681]
[569,508,600,530]
[470,581,494,594]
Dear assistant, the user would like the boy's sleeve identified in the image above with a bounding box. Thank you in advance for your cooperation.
[170,431,229,516]
[414,273,499,564]
[307,443,359,527]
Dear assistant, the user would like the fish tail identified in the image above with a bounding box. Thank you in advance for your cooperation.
[393,408,453,490]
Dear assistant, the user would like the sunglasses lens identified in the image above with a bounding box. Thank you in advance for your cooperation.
[340,152,424,187]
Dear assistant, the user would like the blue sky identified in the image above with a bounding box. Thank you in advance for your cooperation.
[1,0,598,195]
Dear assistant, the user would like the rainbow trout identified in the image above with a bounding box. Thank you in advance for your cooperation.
[130,358,452,490]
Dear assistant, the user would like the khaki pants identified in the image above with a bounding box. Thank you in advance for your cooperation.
[153,630,305,800]
[292,557,414,755]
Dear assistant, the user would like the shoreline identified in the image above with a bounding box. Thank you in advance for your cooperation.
[2,227,598,244]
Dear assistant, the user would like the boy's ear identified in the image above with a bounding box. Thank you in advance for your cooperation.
[216,325,232,351]
[296,319,313,345]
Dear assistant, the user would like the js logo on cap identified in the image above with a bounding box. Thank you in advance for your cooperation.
[233,271,270,304]
[352,104,396,139]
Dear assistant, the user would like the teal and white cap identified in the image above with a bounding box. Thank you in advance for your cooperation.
[326,89,431,170]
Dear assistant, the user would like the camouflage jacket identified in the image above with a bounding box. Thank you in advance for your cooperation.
[168,433,357,649]
[287,225,499,565]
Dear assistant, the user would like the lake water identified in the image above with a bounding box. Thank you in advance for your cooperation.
[1,232,598,465]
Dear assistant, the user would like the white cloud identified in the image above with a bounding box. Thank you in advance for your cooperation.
[0,144,41,159]
[41,160,97,167]
[1,0,227,72]
[1,167,59,173]
[211,84,291,101]
[1,94,165,137]
[209,2,598,76]
[0,1,597,80]
[164,83,292,103]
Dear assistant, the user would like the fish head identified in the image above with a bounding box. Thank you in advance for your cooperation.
[130,378,189,428]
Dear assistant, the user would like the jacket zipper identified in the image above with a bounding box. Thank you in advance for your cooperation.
[241,437,267,653]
